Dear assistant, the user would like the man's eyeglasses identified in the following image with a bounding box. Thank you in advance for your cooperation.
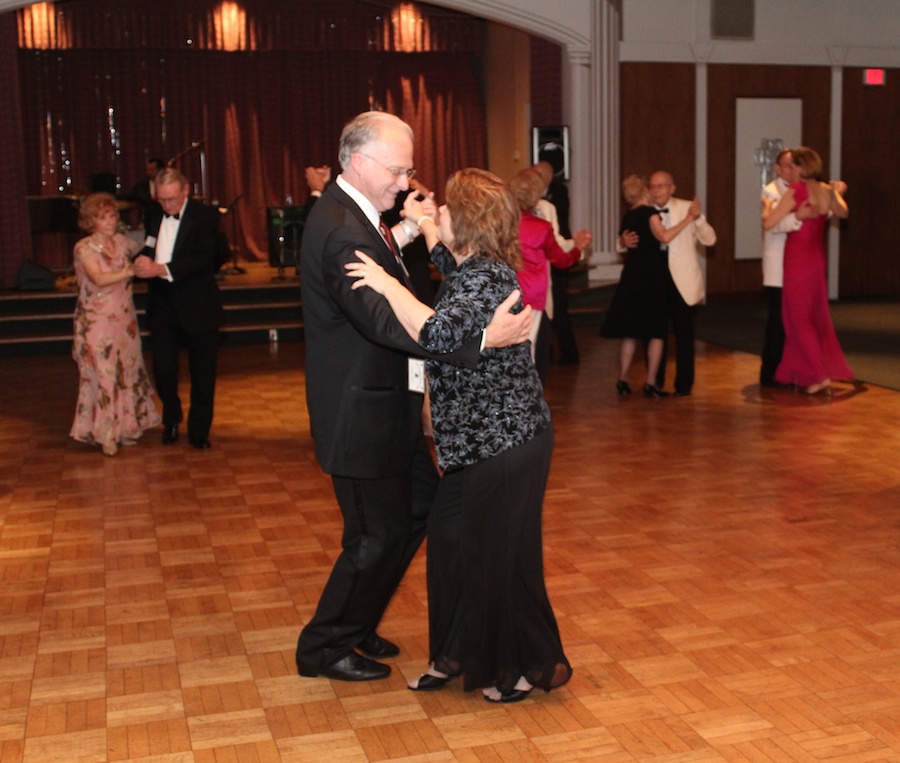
[361,153,416,179]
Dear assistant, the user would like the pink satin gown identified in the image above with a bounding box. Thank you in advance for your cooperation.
[775,182,854,386]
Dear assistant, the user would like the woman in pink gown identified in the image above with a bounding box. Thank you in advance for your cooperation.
[70,193,161,455]
[763,147,851,395]
[508,169,588,383]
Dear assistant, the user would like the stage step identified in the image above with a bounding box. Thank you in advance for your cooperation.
[0,280,303,357]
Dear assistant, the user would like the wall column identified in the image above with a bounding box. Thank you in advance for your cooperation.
[827,47,847,300]
[583,0,621,282]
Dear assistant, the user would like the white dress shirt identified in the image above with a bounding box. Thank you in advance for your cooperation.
[336,174,380,230]
[154,197,188,281]
[761,177,802,288]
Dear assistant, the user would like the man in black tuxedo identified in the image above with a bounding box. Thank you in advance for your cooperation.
[133,168,223,450]
[296,111,531,682]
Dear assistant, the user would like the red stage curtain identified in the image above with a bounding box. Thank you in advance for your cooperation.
[18,48,485,267]
[0,14,32,289]
[12,0,486,270]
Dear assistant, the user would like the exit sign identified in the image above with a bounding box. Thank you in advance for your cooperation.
[864,68,886,86]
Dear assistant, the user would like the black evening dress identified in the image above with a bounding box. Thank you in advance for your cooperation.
[419,245,572,696]
[601,205,669,340]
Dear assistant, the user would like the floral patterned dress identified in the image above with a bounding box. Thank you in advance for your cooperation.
[69,234,161,450]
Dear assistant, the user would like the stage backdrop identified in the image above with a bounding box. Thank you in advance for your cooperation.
[16,0,486,269]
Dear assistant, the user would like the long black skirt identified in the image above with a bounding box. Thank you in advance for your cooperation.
[426,426,572,694]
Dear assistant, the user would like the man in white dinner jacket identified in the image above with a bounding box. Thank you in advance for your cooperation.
[649,170,717,396]
[759,149,802,387]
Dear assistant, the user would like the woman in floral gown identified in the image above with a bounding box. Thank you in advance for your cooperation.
[70,193,161,455]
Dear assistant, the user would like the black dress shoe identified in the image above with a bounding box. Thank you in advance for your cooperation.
[358,632,400,658]
[616,379,632,396]
[643,384,669,398]
[161,424,179,445]
[408,672,457,691]
[297,651,390,682]
[189,436,211,450]
[674,390,692,397]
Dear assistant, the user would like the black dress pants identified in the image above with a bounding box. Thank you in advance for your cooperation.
[550,266,579,363]
[760,286,785,385]
[296,435,437,669]
[655,272,697,395]
[150,304,218,439]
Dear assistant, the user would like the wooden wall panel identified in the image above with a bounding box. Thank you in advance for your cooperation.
[620,62,696,198]
[840,67,900,297]
[706,64,831,296]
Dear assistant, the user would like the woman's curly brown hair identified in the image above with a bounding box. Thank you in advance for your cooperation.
[77,192,119,233]
[444,168,522,271]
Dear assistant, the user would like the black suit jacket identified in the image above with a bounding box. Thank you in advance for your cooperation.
[143,198,224,335]
[300,182,478,479]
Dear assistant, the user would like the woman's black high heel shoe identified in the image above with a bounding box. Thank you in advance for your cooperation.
[484,687,534,703]
[616,379,632,396]
[643,384,669,398]
[408,672,456,691]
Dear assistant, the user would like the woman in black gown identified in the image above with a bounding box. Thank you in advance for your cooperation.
[346,168,571,703]
[601,174,697,397]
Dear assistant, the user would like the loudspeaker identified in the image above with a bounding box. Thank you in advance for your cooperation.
[532,125,570,180]
[266,206,308,269]
[18,260,56,291]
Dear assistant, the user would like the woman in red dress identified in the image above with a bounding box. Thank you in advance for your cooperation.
[763,147,851,395]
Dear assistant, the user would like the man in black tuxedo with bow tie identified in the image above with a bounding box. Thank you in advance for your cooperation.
[133,168,223,449]
[296,111,531,682]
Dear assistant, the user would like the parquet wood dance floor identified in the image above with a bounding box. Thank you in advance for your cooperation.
[1,327,899,762]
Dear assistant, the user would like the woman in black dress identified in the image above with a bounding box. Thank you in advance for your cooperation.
[601,175,696,397]
[346,168,571,703]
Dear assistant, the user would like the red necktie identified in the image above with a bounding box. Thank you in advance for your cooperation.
[379,218,413,291]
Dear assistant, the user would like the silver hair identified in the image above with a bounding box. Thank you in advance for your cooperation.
[338,111,413,170]
[155,167,189,188]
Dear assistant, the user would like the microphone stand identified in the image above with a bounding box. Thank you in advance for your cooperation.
[167,139,208,201]
[218,194,246,275]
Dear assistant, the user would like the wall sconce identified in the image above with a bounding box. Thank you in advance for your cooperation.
[391,3,425,53]
[215,1,248,52]
[19,2,62,49]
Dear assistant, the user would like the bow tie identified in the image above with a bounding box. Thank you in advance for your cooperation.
[164,212,180,220]
[657,207,669,214]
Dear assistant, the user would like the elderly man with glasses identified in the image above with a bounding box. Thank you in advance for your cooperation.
[295,111,532,682]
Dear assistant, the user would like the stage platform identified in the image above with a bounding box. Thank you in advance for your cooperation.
[0,260,616,358]
[0,262,303,357]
